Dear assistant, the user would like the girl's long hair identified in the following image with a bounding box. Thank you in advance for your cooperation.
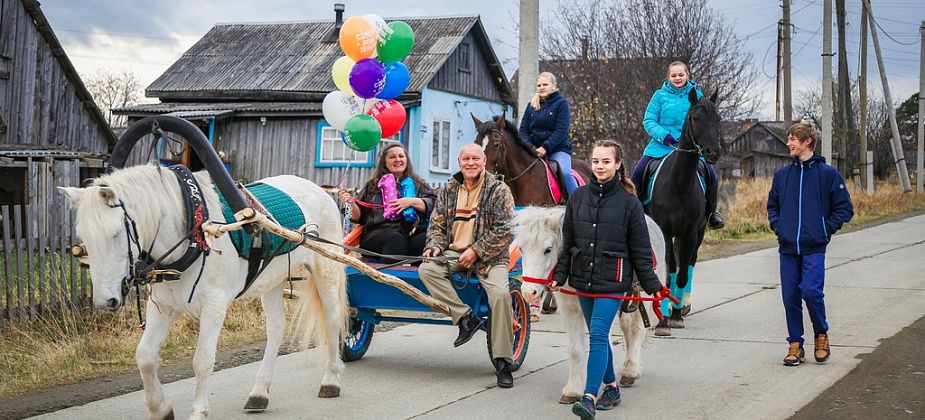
[363,143,427,192]
[530,72,558,110]
[593,139,636,195]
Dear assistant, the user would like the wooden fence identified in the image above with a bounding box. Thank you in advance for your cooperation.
[0,203,89,331]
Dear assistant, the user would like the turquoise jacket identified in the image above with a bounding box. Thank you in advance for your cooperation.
[642,80,703,158]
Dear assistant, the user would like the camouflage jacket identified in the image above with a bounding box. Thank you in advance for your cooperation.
[426,170,514,277]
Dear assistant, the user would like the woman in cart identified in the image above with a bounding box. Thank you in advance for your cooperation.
[550,139,666,419]
[338,143,436,262]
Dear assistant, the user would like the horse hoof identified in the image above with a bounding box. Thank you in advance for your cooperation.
[158,411,175,420]
[654,326,672,336]
[244,395,269,411]
[680,304,692,316]
[668,318,685,329]
[620,376,637,386]
[318,384,341,398]
[559,394,581,404]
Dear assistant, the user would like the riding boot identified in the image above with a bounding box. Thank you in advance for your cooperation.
[705,168,725,230]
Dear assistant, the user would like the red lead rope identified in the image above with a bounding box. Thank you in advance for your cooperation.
[522,269,680,321]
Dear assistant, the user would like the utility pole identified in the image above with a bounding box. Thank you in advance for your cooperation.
[517,0,539,125]
[821,0,833,161]
[782,0,793,124]
[918,21,924,193]
[776,19,782,121]
[836,0,857,175]
[866,0,912,192]
[859,5,872,193]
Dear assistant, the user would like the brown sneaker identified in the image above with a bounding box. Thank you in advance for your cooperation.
[783,342,804,366]
[814,333,831,363]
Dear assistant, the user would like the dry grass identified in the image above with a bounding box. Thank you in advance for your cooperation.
[0,297,272,399]
[708,176,925,242]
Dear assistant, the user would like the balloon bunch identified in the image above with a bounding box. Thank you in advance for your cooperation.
[323,15,415,152]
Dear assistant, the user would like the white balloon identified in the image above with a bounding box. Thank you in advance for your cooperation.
[323,91,365,131]
[364,13,390,57]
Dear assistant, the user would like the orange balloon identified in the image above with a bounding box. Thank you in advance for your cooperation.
[339,16,377,61]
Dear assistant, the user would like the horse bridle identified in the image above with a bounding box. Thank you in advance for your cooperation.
[484,127,541,182]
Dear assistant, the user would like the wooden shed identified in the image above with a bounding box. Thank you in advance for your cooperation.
[726,121,792,178]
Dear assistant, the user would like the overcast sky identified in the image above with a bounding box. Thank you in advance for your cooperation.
[40,0,924,119]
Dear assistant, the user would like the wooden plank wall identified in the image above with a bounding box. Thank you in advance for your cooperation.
[0,0,109,154]
[428,31,504,103]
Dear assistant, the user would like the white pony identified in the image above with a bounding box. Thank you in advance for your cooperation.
[512,206,666,404]
[59,164,347,420]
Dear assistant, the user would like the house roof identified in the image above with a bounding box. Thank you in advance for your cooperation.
[21,0,117,147]
[145,15,512,103]
[114,102,324,118]
[735,121,789,145]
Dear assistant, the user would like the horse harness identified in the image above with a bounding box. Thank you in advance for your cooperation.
[484,127,541,183]
[111,165,211,328]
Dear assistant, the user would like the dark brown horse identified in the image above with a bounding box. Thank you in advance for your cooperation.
[471,114,593,207]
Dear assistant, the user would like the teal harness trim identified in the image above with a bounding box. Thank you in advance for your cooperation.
[643,150,706,206]
[218,183,305,259]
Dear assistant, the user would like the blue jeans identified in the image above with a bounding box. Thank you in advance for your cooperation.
[578,295,621,396]
[549,151,579,195]
[780,253,828,345]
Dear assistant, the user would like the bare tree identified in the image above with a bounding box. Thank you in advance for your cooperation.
[84,69,142,128]
[536,0,759,161]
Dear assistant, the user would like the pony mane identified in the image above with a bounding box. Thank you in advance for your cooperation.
[477,116,538,158]
[84,164,219,253]
[512,206,565,246]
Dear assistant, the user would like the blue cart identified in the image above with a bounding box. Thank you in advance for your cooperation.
[340,261,531,371]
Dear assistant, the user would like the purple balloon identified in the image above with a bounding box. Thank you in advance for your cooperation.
[349,58,386,99]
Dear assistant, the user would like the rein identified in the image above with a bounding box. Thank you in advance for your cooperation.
[485,128,541,182]
[522,269,679,321]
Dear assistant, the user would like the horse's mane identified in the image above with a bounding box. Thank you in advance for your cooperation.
[84,164,219,253]
[512,206,565,245]
[477,116,538,158]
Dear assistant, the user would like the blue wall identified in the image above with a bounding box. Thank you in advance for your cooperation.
[407,88,507,184]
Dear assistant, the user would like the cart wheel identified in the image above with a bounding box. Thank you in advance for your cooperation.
[341,315,374,362]
[487,287,531,372]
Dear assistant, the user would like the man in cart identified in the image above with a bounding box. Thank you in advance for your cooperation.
[420,143,517,388]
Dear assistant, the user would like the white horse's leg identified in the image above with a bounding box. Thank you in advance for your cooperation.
[314,258,347,398]
[188,305,228,420]
[560,294,587,403]
[244,282,285,411]
[618,310,646,386]
[137,304,179,420]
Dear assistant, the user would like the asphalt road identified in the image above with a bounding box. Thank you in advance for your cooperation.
[30,215,925,420]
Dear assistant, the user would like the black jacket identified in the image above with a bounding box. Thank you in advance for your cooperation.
[518,91,572,154]
[553,176,662,294]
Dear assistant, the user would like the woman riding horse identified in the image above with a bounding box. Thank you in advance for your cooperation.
[632,61,725,230]
[518,72,579,197]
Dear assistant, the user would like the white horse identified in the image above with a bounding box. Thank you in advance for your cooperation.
[512,206,666,404]
[59,164,347,420]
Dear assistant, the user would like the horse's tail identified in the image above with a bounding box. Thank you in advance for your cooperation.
[288,250,349,366]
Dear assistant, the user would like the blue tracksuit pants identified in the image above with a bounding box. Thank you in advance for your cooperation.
[779,253,829,345]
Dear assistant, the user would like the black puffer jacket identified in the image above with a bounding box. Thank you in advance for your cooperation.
[553,176,662,294]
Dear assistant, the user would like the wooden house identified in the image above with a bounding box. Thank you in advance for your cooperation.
[114,12,515,187]
[726,120,792,178]
[0,0,115,209]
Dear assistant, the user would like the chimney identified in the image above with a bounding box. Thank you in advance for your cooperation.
[334,3,345,32]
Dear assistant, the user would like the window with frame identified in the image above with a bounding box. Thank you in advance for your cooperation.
[458,42,471,72]
[431,119,451,172]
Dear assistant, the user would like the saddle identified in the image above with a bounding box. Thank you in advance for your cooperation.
[217,182,306,297]
[639,152,707,206]
[543,159,586,204]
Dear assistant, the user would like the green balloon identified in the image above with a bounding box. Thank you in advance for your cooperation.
[378,21,414,64]
[343,114,382,152]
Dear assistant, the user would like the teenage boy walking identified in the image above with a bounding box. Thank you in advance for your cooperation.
[767,122,854,366]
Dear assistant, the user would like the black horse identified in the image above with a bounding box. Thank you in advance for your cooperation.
[645,89,722,336]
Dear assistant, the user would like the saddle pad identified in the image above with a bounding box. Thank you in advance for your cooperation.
[217,182,305,259]
[643,151,706,206]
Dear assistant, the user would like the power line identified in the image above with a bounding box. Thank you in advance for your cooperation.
[57,28,200,42]
[862,1,919,46]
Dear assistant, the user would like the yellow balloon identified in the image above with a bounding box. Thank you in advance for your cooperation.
[332,56,356,96]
